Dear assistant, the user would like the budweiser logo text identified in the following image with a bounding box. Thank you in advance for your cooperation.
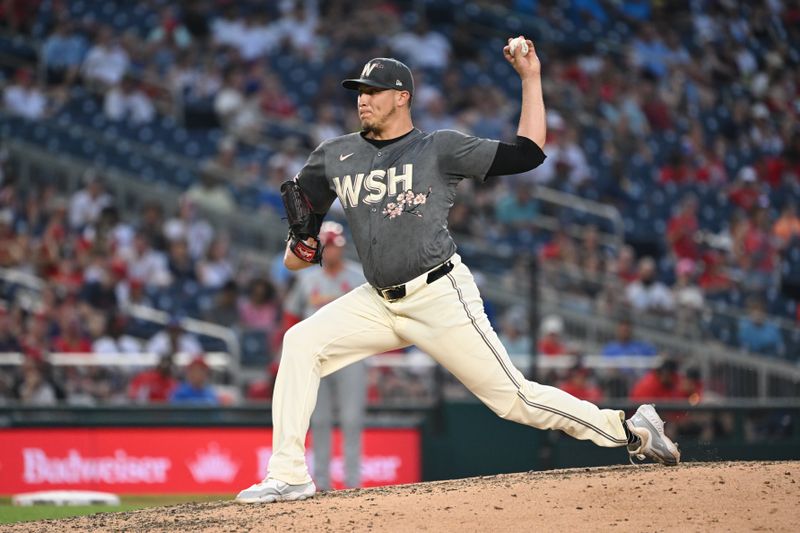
[22,448,172,484]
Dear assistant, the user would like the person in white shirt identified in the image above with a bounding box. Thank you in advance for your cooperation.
[416,93,461,133]
[104,75,155,124]
[310,104,344,146]
[267,138,307,185]
[146,6,193,50]
[81,205,135,257]
[125,232,171,288]
[68,172,113,230]
[625,257,675,314]
[237,13,282,60]
[90,313,143,355]
[214,67,246,127]
[3,69,47,119]
[527,113,591,189]
[185,167,236,214]
[82,26,130,88]
[163,197,214,260]
[146,318,202,357]
[390,19,451,70]
[197,236,235,290]
[16,358,57,406]
[211,6,245,48]
[276,5,318,57]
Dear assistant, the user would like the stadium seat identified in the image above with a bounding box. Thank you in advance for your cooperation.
[702,310,738,347]
[240,329,271,367]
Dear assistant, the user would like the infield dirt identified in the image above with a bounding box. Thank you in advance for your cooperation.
[3,461,798,532]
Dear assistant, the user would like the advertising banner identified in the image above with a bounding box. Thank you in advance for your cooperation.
[0,428,420,494]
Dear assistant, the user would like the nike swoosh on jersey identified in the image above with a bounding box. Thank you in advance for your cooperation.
[339,153,354,161]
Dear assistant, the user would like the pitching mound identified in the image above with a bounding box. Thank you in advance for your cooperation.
[5,461,799,532]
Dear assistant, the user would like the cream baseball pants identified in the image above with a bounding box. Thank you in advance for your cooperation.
[268,254,627,485]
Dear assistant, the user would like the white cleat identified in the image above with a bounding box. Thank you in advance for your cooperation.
[626,404,681,466]
[235,478,316,504]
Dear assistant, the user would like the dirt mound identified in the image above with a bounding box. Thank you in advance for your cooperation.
[4,461,798,532]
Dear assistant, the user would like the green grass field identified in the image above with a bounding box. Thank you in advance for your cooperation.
[0,495,230,525]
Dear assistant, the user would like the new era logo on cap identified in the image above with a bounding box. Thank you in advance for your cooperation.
[342,58,414,95]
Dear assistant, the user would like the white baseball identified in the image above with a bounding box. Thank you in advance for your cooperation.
[509,36,529,57]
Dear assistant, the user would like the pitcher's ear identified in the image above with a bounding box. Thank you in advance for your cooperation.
[397,90,412,108]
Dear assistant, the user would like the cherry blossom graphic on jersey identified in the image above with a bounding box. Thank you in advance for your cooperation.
[382,187,431,219]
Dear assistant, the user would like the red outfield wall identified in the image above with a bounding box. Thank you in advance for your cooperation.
[0,428,420,494]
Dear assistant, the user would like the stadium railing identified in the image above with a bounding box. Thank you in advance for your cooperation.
[0,351,231,368]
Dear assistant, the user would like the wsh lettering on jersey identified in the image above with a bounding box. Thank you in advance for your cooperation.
[333,164,413,208]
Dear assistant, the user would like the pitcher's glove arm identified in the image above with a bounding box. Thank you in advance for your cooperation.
[280,180,324,264]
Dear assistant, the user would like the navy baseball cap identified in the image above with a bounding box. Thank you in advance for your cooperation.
[342,58,414,95]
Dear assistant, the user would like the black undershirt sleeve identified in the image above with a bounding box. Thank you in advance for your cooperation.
[486,135,547,177]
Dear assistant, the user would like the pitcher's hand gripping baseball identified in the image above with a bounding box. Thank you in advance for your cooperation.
[503,35,541,78]
[281,179,323,263]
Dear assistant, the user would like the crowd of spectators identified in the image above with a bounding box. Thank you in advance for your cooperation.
[0,162,233,405]
[468,3,798,355]
[1,1,799,406]
[0,116,306,394]
[0,155,438,406]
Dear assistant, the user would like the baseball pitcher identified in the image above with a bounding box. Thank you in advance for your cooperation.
[237,37,680,504]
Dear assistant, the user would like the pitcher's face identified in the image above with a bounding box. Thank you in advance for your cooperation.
[357,86,402,136]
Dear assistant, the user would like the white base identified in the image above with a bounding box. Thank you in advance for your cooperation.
[12,490,121,506]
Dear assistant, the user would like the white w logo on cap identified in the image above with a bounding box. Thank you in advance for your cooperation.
[361,62,379,78]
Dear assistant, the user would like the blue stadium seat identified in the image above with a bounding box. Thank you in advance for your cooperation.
[240,329,270,367]
[137,127,155,143]
[153,289,178,313]
[68,0,87,17]
[702,310,738,347]
[198,335,228,353]
[128,153,144,172]
[183,141,201,158]
[80,139,98,158]
[124,317,162,341]
[172,168,196,189]
[45,138,61,152]
[234,186,263,211]
[140,163,157,182]
[171,128,189,144]
[112,12,130,29]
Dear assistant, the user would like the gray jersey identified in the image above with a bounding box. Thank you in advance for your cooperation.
[297,128,499,288]
[285,261,366,319]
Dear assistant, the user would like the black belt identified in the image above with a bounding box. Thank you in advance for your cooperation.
[376,260,455,301]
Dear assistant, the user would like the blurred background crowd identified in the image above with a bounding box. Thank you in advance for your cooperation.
[0,0,798,408]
